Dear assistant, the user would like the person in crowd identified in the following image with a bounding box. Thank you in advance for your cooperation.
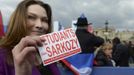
[75,14,104,53]
[58,14,104,75]
[0,0,61,75]
[112,37,130,67]
[94,43,115,66]
[127,41,134,63]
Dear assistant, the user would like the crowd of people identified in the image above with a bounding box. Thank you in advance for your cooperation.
[94,37,134,67]
[0,0,133,75]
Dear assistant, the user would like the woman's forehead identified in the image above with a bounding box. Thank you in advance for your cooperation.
[27,4,47,17]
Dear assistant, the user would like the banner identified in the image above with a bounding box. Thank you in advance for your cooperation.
[38,28,81,66]
[61,53,94,75]
[0,11,4,37]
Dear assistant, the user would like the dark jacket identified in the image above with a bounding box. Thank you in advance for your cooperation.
[76,29,104,53]
[94,50,114,66]
[112,43,130,67]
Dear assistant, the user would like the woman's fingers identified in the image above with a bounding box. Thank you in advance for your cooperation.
[12,36,45,65]
[30,36,44,47]
[15,36,44,53]
[21,47,37,63]
[12,47,36,65]
[22,36,43,47]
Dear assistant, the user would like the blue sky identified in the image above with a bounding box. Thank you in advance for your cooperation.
[0,0,134,31]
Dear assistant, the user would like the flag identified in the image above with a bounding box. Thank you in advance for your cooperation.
[0,11,4,37]
[61,53,94,75]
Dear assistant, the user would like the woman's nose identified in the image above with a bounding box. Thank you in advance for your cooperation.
[35,19,43,30]
[36,26,43,30]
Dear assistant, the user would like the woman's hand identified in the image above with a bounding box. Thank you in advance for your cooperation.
[12,36,45,75]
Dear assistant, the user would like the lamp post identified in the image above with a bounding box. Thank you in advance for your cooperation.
[104,20,109,41]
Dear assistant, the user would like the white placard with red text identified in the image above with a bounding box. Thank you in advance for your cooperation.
[38,28,81,66]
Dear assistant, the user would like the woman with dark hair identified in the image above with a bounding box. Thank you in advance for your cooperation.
[0,0,60,75]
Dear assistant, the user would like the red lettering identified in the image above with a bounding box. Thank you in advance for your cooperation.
[41,52,47,56]
[70,38,79,49]
[53,33,60,42]
[65,29,72,38]
[51,45,59,57]
[63,30,69,39]
[70,39,76,49]
[74,38,79,48]
[43,35,51,44]
[65,41,71,50]
[60,42,67,52]
[49,34,55,43]
[55,43,63,54]
[60,32,65,41]
[46,47,52,57]
[70,29,76,37]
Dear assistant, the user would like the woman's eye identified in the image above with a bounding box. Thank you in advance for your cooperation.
[28,15,36,20]
[42,18,48,23]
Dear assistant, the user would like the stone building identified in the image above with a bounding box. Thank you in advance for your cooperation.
[94,27,134,42]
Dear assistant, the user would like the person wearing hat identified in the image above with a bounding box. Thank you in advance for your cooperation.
[58,14,104,75]
[58,14,105,75]
[75,14,104,53]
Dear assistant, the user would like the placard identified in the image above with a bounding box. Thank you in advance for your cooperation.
[38,28,81,66]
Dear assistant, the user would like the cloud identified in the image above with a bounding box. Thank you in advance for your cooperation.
[0,0,134,30]
[43,0,134,30]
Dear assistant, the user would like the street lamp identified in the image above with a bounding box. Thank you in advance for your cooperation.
[104,20,109,41]
[105,20,108,32]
